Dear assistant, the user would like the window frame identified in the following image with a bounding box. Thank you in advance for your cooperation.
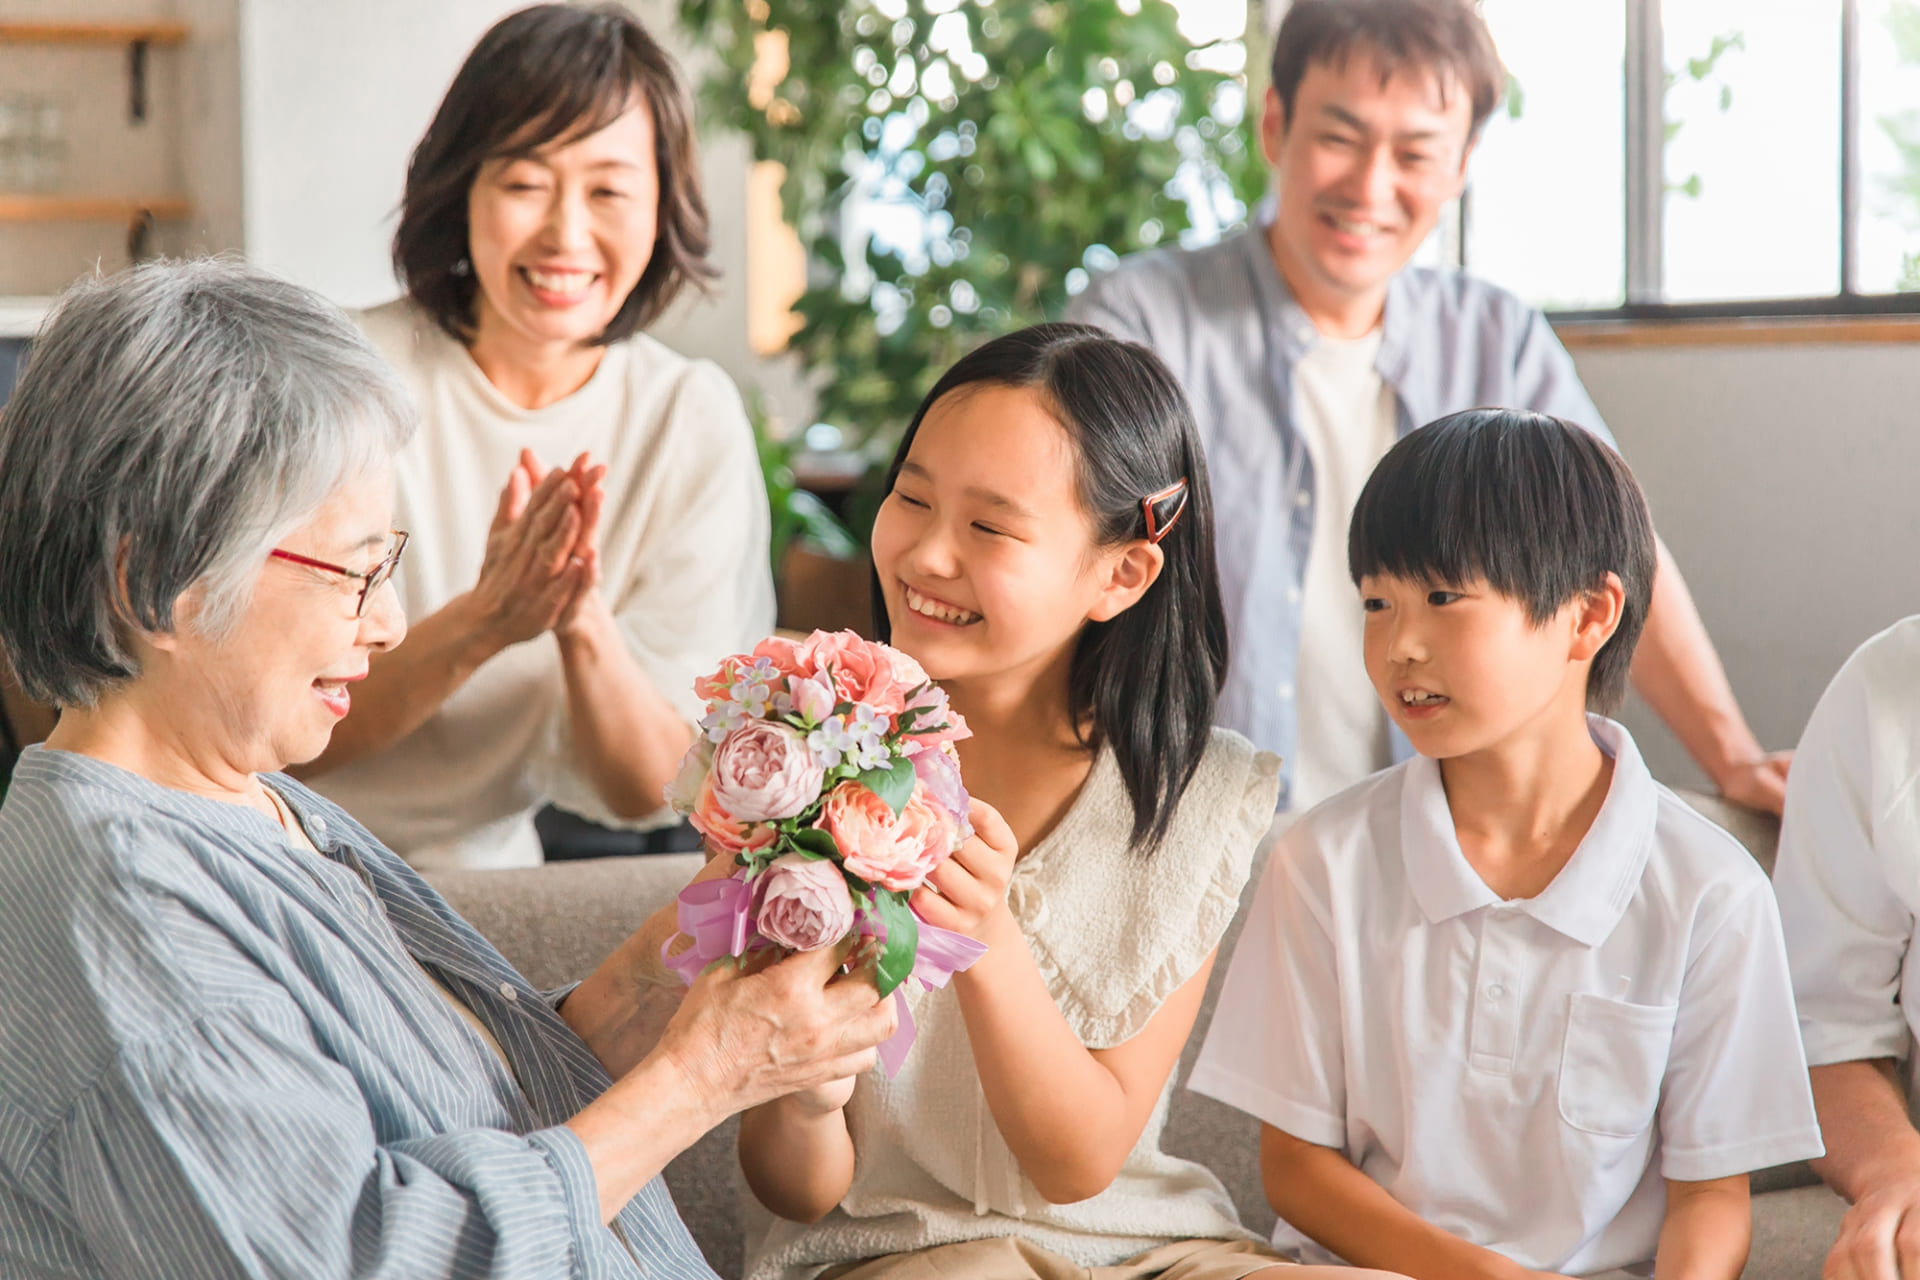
[1464,0,1920,323]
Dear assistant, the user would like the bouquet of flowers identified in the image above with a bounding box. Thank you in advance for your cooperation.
[660,629,986,1072]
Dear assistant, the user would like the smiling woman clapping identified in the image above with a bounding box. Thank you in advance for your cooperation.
[300,3,773,870]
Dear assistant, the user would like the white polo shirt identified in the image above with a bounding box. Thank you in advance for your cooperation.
[1191,717,1823,1275]
[1775,616,1920,1099]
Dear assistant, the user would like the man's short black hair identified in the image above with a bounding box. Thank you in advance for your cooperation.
[1347,409,1656,711]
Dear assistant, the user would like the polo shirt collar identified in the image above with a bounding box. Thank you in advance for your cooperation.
[1398,715,1659,947]
[1245,193,1415,385]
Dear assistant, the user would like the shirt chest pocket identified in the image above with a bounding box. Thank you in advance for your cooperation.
[1557,993,1678,1139]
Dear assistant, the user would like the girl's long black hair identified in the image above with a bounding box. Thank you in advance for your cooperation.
[871,323,1229,853]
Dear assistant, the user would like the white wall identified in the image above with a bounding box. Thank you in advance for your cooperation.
[1574,340,1920,786]
[234,0,805,412]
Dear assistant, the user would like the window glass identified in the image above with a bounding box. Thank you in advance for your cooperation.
[1858,0,1920,294]
[1468,0,1627,309]
[1661,1,1842,302]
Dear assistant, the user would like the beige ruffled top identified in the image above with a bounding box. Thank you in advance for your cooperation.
[743,728,1283,1280]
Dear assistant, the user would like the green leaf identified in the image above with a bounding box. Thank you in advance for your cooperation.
[788,826,840,860]
[857,755,916,816]
[871,889,919,998]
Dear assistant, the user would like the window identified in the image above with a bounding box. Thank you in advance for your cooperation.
[1463,0,1920,317]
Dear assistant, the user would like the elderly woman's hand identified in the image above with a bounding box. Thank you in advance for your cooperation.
[660,946,897,1118]
[469,456,592,647]
[566,943,898,1222]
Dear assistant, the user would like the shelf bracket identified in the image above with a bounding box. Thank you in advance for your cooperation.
[127,38,149,124]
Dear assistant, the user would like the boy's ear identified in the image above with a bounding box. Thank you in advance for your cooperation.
[1087,541,1166,623]
[1566,572,1627,663]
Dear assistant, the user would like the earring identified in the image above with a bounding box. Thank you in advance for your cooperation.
[451,257,471,277]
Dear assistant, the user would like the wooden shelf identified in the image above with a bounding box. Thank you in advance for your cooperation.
[0,21,188,46]
[0,195,188,223]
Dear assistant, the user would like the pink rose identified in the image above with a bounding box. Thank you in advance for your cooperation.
[755,853,856,951]
[886,647,929,690]
[688,776,778,858]
[788,673,838,726]
[751,635,812,680]
[801,630,906,719]
[820,779,955,892]
[900,681,970,752]
[710,721,825,822]
[912,744,972,840]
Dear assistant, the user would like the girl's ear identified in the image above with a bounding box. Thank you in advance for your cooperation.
[1087,540,1166,623]
[1567,571,1627,663]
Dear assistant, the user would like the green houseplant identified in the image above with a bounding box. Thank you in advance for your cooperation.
[681,0,1264,480]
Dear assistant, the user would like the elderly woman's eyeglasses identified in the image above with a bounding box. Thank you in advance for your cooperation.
[268,531,410,618]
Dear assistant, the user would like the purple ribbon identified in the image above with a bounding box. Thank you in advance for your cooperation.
[875,914,988,1076]
[660,874,988,1077]
[659,873,755,985]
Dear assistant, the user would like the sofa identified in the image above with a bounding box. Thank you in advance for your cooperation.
[424,790,1846,1280]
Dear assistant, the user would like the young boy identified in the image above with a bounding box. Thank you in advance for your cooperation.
[1189,409,1823,1279]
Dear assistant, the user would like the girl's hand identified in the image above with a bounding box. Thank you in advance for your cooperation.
[911,798,1018,939]
[782,1076,857,1116]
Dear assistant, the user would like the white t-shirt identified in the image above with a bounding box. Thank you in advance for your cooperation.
[1191,716,1824,1275]
[1287,329,1397,812]
[310,301,775,870]
[1775,615,1920,1105]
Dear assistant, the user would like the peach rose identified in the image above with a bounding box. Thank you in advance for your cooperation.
[819,779,955,892]
[751,634,812,681]
[800,630,905,719]
[688,776,777,858]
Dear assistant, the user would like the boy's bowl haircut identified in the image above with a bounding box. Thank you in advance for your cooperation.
[1346,408,1656,712]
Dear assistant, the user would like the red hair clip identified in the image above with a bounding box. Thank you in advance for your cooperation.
[1143,479,1190,544]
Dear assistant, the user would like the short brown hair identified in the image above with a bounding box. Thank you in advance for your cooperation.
[1270,0,1505,142]
[393,3,715,346]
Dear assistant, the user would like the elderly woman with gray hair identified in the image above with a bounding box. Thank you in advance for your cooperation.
[0,258,894,1278]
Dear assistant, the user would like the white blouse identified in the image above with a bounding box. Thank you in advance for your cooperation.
[311,300,775,869]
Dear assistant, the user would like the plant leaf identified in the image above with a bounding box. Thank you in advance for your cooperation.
[871,889,919,998]
[788,826,839,860]
[858,755,917,816]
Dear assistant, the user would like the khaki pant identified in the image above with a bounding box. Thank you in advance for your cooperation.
[818,1237,1291,1280]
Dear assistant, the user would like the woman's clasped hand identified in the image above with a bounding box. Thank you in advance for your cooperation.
[472,448,611,647]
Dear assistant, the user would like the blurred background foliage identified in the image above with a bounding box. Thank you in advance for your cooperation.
[680,0,1265,476]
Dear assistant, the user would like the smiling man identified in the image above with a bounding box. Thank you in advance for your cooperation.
[1069,0,1786,817]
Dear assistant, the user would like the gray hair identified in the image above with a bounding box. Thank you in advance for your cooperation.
[0,257,416,707]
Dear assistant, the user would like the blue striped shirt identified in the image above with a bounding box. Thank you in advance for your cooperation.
[0,746,718,1279]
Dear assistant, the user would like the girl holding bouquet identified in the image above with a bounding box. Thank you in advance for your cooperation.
[739,325,1396,1280]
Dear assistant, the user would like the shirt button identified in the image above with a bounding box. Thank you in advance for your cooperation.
[1487,983,1507,1000]
[309,815,326,835]
[498,982,518,1002]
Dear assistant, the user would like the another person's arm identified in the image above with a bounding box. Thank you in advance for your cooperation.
[1629,542,1789,814]
[294,465,589,777]
[1811,1061,1920,1280]
[540,367,776,824]
[1652,1175,1749,1280]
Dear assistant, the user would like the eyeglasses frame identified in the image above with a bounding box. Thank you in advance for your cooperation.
[268,529,410,618]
